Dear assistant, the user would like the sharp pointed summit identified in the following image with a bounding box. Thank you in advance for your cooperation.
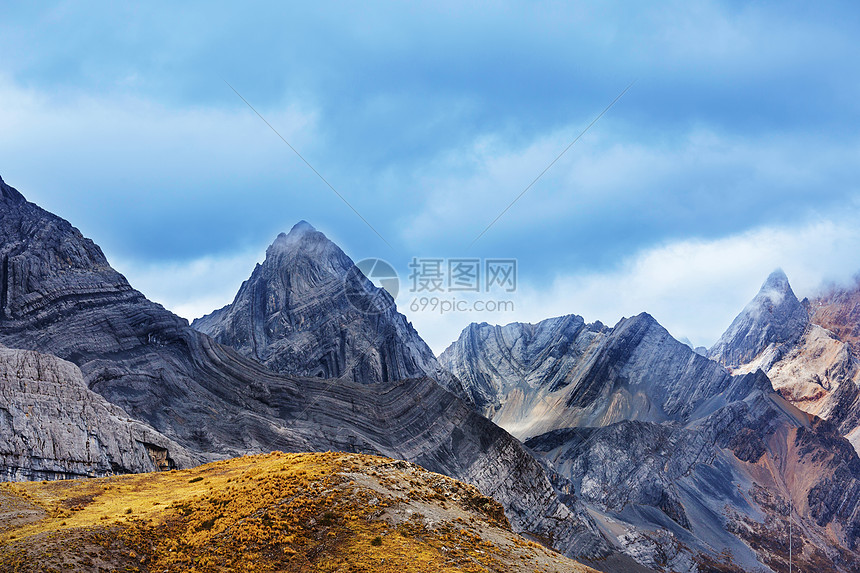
[0,174,26,204]
[270,220,318,247]
[262,221,354,280]
[709,269,809,369]
[289,220,316,234]
[193,224,465,395]
[760,267,792,299]
[1,177,613,563]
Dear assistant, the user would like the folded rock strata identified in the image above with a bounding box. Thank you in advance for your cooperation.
[0,175,624,568]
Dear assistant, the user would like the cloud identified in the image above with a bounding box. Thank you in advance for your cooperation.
[110,247,265,322]
[5,1,860,358]
[404,209,860,354]
[396,120,860,270]
[0,74,326,259]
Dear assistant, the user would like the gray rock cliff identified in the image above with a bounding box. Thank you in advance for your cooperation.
[0,344,198,481]
[192,222,464,397]
[444,311,860,571]
[0,175,622,568]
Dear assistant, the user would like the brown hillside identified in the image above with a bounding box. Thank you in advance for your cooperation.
[0,451,597,573]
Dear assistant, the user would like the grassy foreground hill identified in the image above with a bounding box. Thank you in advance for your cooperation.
[0,452,598,573]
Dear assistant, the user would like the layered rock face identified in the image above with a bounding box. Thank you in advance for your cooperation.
[710,271,860,451]
[527,384,860,573]
[0,344,198,480]
[192,223,463,397]
[438,315,609,421]
[0,176,621,567]
[441,312,754,440]
[708,269,810,369]
[444,312,860,571]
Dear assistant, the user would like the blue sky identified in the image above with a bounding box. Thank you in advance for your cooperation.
[3,1,860,352]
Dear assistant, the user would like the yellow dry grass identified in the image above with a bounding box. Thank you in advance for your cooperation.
[0,451,596,573]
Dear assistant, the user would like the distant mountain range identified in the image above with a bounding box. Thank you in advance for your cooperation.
[3,173,860,572]
[441,306,860,572]
[0,175,618,569]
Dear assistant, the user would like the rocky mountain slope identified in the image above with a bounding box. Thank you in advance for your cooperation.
[0,451,600,573]
[438,315,609,423]
[440,313,759,440]
[0,175,629,569]
[192,222,463,397]
[0,344,198,481]
[442,312,860,571]
[710,271,860,450]
[708,270,810,369]
[810,279,860,349]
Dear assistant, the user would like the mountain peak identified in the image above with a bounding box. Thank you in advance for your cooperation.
[193,219,463,393]
[751,268,798,311]
[289,220,317,236]
[759,268,791,297]
[709,269,809,368]
[266,221,333,260]
[765,267,788,284]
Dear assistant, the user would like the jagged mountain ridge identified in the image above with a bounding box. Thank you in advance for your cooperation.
[0,175,632,569]
[710,270,860,451]
[440,313,758,440]
[438,315,610,420]
[192,222,463,397]
[442,312,860,571]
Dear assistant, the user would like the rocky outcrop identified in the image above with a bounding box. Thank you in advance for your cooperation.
[708,269,810,369]
[710,271,860,452]
[0,344,198,481]
[441,312,759,440]
[810,279,860,350]
[192,223,464,398]
[444,311,860,571]
[0,175,620,567]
